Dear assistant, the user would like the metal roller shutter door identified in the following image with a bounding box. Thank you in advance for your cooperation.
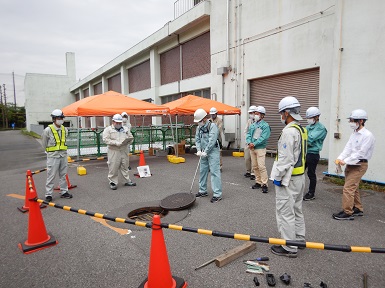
[250,68,320,150]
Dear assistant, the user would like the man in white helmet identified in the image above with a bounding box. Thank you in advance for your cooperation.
[209,107,224,169]
[270,96,307,258]
[194,108,222,203]
[332,109,375,220]
[244,106,257,180]
[41,109,73,202]
[121,112,132,170]
[246,106,271,193]
[303,107,328,201]
[103,114,135,190]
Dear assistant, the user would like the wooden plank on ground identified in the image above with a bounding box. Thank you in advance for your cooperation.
[215,242,256,268]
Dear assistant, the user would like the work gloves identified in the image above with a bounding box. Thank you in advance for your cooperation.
[196,151,208,157]
[273,179,282,187]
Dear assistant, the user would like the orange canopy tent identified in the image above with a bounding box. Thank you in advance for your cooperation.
[62,91,169,116]
[163,95,241,115]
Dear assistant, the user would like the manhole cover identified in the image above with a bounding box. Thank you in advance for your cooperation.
[160,193,196,211]
[127,206,168,221]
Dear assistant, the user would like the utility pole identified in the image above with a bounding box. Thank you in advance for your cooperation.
[3,84,8,128]
[12,72,17,109]
[0,86,4,128]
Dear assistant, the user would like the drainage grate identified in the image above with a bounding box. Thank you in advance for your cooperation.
[127,206,168,221]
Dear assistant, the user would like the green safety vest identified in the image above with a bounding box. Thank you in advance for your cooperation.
[46,124,67,152]
[276,123,307,176]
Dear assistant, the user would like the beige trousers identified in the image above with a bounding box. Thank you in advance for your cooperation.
[250,148,268,185]
[342,163,368,214]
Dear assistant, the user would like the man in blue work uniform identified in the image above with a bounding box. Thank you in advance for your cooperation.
[303,107,327,201]
[194,108,222,203]
[246,106,271,193]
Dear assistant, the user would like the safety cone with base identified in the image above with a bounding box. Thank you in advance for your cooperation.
[18,172,58,254]
[139,150,146,166]
[138,215,187,288]
[54,174,77,191]
[18,170,46,213]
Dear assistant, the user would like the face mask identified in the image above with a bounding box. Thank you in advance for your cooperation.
[122,118,128,123]
[349,122,358,130]
[198,121,204,127]
[114,124,122,130]
[254,115,260,122]
[280,114,286,125]
[249,114,254,120]
[56,120,64,126]
[307,119,315,125]
[211,114,217,120]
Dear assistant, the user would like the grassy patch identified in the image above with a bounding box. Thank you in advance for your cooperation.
[324,175,385,193]
[21,129,41,139]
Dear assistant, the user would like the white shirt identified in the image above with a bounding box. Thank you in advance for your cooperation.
[338,127,375,164]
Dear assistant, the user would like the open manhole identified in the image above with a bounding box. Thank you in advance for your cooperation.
[127,206,168,221]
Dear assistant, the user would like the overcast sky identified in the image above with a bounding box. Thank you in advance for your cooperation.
[0,0,177,105]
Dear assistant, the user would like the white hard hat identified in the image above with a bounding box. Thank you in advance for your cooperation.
[278,96,302,120]
[112,114,123,122]
[255,106,266,114]
[248,105,257,113]
[51,109,64,118]
[121,112,128,117]
[194,108,208,122]
[348,109,368,120]
[209,107,218,114]
[306,107,321,118]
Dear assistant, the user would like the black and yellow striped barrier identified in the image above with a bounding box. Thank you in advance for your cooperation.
[35,198,385,254]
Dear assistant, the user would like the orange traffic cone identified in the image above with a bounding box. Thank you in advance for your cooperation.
[139,150,146,166]
[138,215,187,288]
[54,174,77,191]
[18,171,58,254]
[18,171,46,213]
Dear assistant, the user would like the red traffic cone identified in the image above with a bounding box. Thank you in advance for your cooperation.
[18,171,46,213]
[139,150,146,166]
[138,215,187,288]
[18,171,58,254]
[54,174,77,191]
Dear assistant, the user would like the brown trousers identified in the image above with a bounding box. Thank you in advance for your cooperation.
[342,163,368,214]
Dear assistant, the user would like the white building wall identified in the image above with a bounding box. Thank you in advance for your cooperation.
[25,52,76,131]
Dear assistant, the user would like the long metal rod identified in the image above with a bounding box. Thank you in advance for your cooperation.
[189,156,201,193]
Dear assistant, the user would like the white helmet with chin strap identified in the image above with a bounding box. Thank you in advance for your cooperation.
[278,96,302,120]
[248,105,257,113]
[348,109,368,120]
[306,107,321,118]
[209,107,218,114]
[112,114,123,123]
[194,108,207,122]
[121,111,128,117]
[255,106,266,115]
[51,109,64,118]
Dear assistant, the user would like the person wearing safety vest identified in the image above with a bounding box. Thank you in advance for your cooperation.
[209,107,224,170]
[246,106,271,193]
[244,106,257,180]
[303,107,327,201]
[270,96,307,258]
[103,114,136,190]
[332,109,375,220]
[41,109,73,202]
[194,108,223,203]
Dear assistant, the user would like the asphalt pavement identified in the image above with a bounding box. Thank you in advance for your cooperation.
[1,130,385,288]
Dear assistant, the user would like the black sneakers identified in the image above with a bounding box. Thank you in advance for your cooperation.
[195,192,208,198]
[250,175,256,180]
[352,207,364,216]
[262,185,268,193]
[271,245,297,258]
[210,196,222,203]
[60,192,73,199]
[303,193,315,201]
[251,183,261,189]
[110,182,117,190]
[45,196,53,202]
[124,181,136,186]
[332,211,354,220]
[244,172,251,178]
